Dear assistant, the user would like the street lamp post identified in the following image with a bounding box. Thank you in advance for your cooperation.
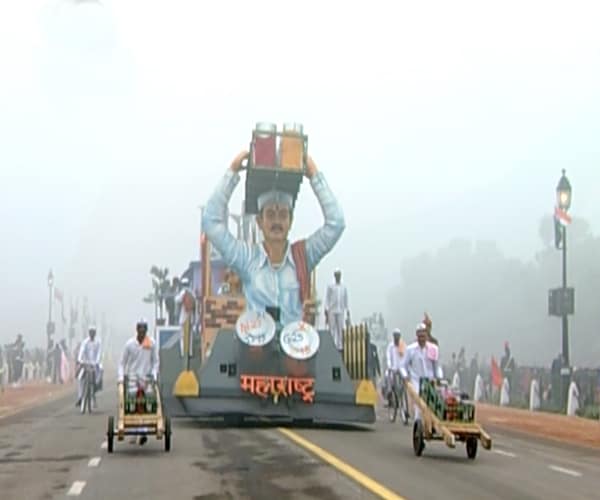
[47,270,54,321]
[555,169,573,411]
[47,270,55,349]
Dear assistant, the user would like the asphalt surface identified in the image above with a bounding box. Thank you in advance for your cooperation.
[1,388,599,500]
[0,388,370,500]
[293,406,600,500]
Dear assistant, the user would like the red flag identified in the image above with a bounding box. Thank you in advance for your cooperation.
[554,206,572,226]
[491,356,503,388]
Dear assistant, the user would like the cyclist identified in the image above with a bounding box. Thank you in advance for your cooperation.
[385,329,407,413]
[76,326,102,408]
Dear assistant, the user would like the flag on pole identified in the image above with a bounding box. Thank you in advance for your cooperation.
[554,206,572,226]
[54,288,64,302]
[491,356,503,388]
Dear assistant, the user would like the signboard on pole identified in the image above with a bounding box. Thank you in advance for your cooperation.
[548,287,575,316]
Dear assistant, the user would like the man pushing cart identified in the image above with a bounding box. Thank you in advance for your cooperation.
[106,318,171,453]
[400,321,492,459]
[400,322,443,425]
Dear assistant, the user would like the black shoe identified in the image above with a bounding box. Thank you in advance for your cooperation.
[139,436,148,446]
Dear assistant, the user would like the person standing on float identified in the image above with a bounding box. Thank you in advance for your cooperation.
[325,268,349,351]
[202,151,345,326]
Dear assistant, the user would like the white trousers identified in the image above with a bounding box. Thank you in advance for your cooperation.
[410,377,422,421]
[125,375,154,397]
[329,312,344,350]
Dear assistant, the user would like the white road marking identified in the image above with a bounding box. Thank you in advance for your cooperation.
[548,465,582,477]
[100,441,107,450]
[493,449,517,458]
[67,481,87,496]
[88,457,101,467]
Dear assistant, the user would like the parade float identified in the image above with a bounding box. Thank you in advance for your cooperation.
[155,123,377,424]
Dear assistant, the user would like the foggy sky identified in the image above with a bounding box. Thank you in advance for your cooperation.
[1,0,599,363]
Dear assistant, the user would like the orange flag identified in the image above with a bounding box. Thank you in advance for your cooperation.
[491,356,503,388]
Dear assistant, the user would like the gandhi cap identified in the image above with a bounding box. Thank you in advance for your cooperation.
[257,190,294,211]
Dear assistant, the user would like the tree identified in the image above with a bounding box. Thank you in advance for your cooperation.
[149,266,170,321]
[386,220,600,366]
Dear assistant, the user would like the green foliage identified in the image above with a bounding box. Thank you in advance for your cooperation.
[576,405,600,420]
[146,266,171,318]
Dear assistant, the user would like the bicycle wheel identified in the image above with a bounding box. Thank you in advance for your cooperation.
[84,371,93,414]
[91,370,97,409]
[80,376,89,414]
[388,389,398,422]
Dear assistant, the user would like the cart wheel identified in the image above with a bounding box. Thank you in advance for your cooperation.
[466,437,478,460]
[107,416,114,454]
[413,420,425,457]
[164,416,171,452]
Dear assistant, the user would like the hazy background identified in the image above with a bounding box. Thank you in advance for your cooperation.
[1,0,598,365]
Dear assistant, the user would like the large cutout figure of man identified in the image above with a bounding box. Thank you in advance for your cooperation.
[202,151,345,326]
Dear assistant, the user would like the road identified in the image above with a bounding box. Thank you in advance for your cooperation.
[1,388,599,500]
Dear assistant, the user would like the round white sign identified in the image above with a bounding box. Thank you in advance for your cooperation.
[235,310,276,347]
[280,321,320,360]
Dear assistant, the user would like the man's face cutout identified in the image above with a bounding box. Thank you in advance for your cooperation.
[257,203,292,243]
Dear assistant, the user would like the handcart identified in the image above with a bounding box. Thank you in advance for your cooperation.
[106,377,171,453]
[405,378,492,459]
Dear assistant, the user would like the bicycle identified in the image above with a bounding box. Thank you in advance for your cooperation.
[80,363,97,414]
[386,369,410,425]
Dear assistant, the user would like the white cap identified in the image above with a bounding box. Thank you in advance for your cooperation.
[416,322,428,332]
[257,190,293,211]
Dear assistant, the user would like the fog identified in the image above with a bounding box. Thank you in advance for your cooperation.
[1,1,599,365]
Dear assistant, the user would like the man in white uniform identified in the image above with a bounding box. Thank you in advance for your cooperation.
[400,323,443,422]
[76,326,102,408]
[386,329,406,372]
[325,269,349,351]
[385,329,406,388]
[118,319,159,445]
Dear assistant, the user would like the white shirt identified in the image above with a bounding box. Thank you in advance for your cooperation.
[325,282,348,314]
[386,341,404,371]
[118,336,159,382]
[400,341,443,383]
[78,338,102,365]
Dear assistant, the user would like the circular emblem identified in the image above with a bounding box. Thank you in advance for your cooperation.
[235,310,276,347]
[280,321,320,360]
